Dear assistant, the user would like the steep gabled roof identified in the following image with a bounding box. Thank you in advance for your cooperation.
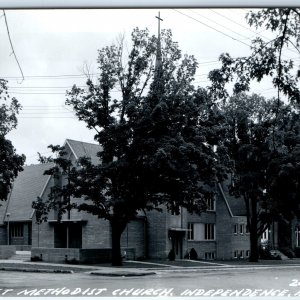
[65,139,102,165]
[219,177,247,217]
[0,163,54,224]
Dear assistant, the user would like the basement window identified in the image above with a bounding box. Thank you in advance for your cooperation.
[205,252,215,260]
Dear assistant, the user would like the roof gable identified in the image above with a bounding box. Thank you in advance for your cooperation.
[65,139,102,165]
[219,177,247,216]
[1,163,54,223]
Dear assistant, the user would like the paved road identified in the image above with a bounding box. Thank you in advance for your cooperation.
[1,264,300,297]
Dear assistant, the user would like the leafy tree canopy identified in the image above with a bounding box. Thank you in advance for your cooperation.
[34,28,230,265]
[209,8,300,104]
[0,79,25,201]
[222,92,300,261]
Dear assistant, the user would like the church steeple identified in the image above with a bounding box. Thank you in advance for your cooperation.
[153,12,164,97]
[155,12,163,73]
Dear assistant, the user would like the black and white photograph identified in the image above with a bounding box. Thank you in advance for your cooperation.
[0,2,300,297]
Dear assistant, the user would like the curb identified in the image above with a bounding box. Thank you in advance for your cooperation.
[0,267,73,274]
[89,271,156,277]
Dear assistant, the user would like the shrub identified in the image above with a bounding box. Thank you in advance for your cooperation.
[31,256,42,262]
[168,249,176,261]
[190,248,198,260]
[184,250,190,259]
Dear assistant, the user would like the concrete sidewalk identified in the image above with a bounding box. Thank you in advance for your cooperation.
[1,257,300,276]
[0,259,157,276]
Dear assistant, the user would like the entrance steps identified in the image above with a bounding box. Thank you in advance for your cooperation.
[270,250,289,260]
[10,251,31,261]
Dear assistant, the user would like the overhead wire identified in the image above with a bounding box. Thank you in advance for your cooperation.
[209,9,300,57]
[188,9,252,41]
[2,10,25,83]
[2,59,222,82]
[176,9,298,60]
[173,9,251,48]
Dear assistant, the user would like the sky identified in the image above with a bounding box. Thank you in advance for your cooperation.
[1,8,297,165]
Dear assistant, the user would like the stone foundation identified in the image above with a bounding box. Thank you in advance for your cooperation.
[31,247,135,264]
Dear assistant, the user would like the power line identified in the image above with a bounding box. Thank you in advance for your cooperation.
[176,9,299,60]
[173,9,251,48]
[210,9,299,57]
[210,9,261,36]
[189,9,251,41]
[2,74,92,80]
[2,10,25,83]
[8,90,123,95]
[3,61,221,81]
[19,117,76,119]
[8,85,86,89]
[9,91,67,95]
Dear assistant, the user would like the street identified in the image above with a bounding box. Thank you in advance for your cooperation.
[1,264,300,297]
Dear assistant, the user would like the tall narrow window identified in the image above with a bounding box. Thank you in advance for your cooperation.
[233,224,238,234]
[11,224,23,237]
[188,223,194,240]
[207,196,216,211]
[205,224,215,240]
[187,223,215,241]
[261,228,269,241]
[240,224,244,234]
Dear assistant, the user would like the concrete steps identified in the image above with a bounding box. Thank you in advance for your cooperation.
[270,250,289,260]
[10,251,31,261]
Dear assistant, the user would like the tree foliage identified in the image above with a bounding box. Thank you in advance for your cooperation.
[208,8,300,261]
[33,145,76,221]
[34,28,229,265]
[0,79,25,201]
[222,93,300,261]
[209,8,300,104]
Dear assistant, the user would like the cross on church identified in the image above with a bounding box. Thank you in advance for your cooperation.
[155,12,163,38]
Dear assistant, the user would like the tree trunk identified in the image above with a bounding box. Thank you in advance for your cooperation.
[110,219,127,266]
[249,226,259,262]
[249,197,259,262]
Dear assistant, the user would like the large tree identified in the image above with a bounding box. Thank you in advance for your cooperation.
[208,8,300,262]
[34,28,229,266]
[209,8,300,105]
[0,79,25,201]
[222,93,300,262]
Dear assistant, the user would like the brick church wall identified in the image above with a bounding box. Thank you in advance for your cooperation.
[146,207,169,259]
[121,218,146,259]
[215,190,234,260]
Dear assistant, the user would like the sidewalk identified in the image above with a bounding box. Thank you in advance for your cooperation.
[0,259,157,276]
[1,257,300,276]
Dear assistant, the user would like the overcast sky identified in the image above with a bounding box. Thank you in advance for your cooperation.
[1,8,296,165]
